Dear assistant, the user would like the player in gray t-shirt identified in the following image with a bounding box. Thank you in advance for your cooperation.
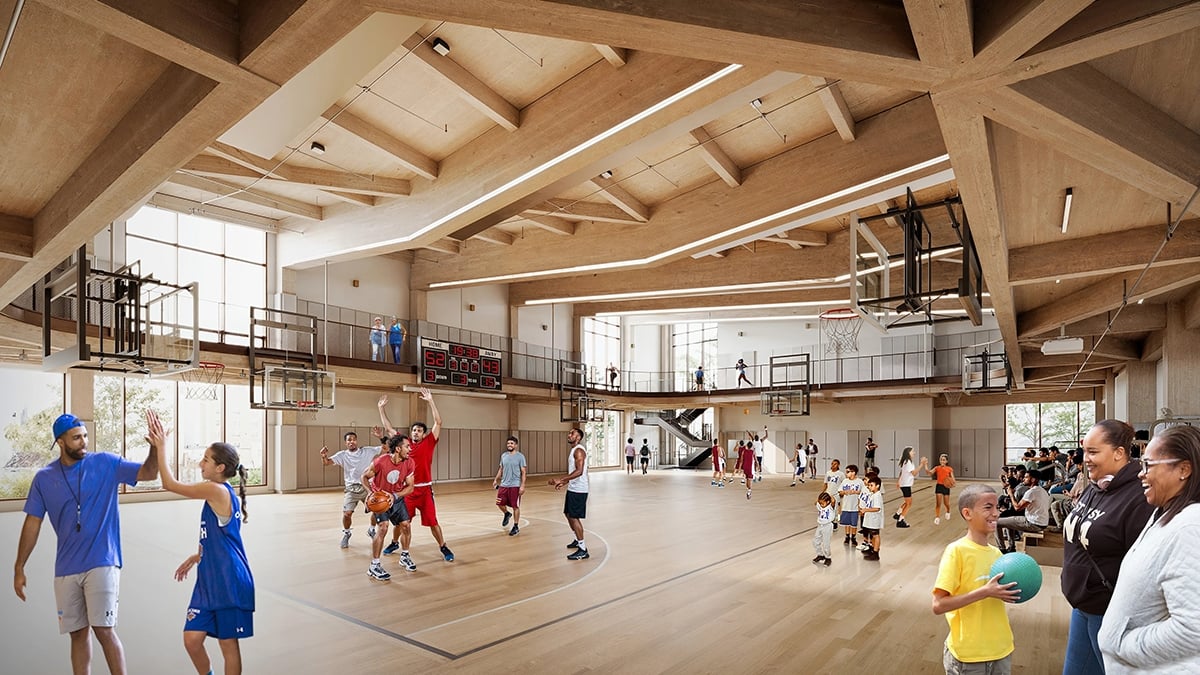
[492,436,527,536]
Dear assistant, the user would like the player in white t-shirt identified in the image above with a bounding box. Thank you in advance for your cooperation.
[824,459,845,514]
[320,431,382,549]
[893,446,917,528]
[860,476,884,561]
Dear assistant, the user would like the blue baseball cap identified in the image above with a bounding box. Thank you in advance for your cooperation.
[53,414,84,441]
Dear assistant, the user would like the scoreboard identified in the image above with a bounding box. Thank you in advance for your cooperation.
[419,337,502,390]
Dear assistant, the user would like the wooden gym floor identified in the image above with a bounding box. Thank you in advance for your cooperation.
[0,470,1071,673]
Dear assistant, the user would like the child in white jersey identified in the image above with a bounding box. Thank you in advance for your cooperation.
[838,465,865,547]
[813,492,835,567]
[824,459,845,517]
[860,476,884,561]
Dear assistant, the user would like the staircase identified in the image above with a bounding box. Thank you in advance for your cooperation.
[635,408,711,467]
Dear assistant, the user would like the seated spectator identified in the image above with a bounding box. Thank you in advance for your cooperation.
[997,473,1050,552]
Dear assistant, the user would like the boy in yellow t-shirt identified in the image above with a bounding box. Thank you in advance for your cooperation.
[932,484,1021,674]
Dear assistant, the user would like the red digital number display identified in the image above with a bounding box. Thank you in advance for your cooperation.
[421,339,501,389]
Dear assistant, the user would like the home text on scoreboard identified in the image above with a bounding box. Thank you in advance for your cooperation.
[419,337,502,390]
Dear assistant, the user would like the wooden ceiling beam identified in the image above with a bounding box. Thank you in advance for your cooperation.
[585,176,650,222]
[1019,266,1200,338]
[987,66,1200,216]
[809,76,856,142]
[931,96,1024,386]
[148,193,280,231]
[1019,351,1119,370]
[971,0,1092,70]
[1090,336,1140,361]
[473,228,514,246]
[524,199,643,225]
[1025,364,1111,384]
[765,229,828,247]
[1062,304,1167,336]
[40,0,272,92]
[208,141,411,197]
[323,191,376,207]
[366,0,934,89]
[402,34,520,131]
[1011,1,1200,82]
[592,43,628,67]
[522,215,576,236]
[901,0,972,69]
[1009,220,1200,285]
[0,214,34,261]
[688,127,742,187]
[321,105,439,180]
[167,172,324,221]
[424,238,461,255]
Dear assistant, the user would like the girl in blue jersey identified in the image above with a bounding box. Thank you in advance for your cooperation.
[147,411,255,675]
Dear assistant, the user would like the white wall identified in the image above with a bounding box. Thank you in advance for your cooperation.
[293,258,411,318]
[627,323,662,391]
[514,303,573,351]
[427,285,509,336]
[934,404,1004,430]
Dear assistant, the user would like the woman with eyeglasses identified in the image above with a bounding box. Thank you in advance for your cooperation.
[1099,425,1200,672]
[1060,419,1156,674]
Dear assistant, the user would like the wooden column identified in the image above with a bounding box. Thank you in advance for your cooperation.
[1122,361,1158,427]
[1163,301,1200,416]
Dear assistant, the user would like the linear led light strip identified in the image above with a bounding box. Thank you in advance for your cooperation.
[599,302,984,318]
[528,240,963,305]
[616,308,989,324]
[431,154,953,288]
[338,63,743,257]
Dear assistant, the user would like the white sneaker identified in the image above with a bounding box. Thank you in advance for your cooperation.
[399,553,417,572]
[945,511,952,520]
[367,563,390,580]
[340,530,351,548]
[367,525,376,539]
[934,517,941,525]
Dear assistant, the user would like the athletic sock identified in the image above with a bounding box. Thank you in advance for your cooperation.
[577,539,586,550]
[372,558,380,565]
[402,550,410,556]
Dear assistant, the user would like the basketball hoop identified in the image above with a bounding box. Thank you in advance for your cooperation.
[181,362,224,400]
[943,390,964,406]
[820,308,863,354]
[296,399,320,423]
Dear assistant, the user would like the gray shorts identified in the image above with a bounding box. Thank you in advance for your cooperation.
[943,646,1011,675]
[54,566,120,634]
[343,484,368,512]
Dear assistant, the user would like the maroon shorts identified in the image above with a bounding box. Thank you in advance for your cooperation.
[496,486,521,509]
[405,487,439,527]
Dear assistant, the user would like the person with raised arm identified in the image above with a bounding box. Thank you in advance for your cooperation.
[378,390,454,568]
[147,410,254,675]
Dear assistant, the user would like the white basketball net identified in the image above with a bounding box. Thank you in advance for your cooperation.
[821,309,863,354]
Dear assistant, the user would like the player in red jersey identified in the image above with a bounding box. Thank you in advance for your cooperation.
[378,390,454,569]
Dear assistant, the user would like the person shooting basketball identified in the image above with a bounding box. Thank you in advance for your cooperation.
[378,390,455,569]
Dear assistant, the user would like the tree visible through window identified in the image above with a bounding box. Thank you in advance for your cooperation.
[1005,401,1096,462]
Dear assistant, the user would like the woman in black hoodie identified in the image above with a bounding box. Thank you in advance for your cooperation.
[1060,419,1154,674]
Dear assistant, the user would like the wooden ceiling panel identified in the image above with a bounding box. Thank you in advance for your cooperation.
[699,78,840,168]
[602,135,722,205]
[420,23,602,108]
[342,50,496,161]
[282,118,415,179]
[990,122,1174,250]
[836,81,925,123]
[1090,28,1200,132]
[1013,278,1106,313]
[156,183,287,221]
[0,3,169,217]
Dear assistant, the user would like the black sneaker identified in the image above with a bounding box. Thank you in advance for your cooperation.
[892,512,901,521]
[811,555,825,564]
[896,520,911,528]
[851,537,858,547]
[823,558,831,566]
[502,511,512,528]
[509,525,519,536]
[440,544,455,562]
[567,540,580,549]
[844,535,851,546]
[567,548,590,560]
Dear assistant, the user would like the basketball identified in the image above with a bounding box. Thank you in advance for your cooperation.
[990,552,1042,603]
[366,490,393,514]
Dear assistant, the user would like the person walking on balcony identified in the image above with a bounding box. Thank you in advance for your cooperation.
[388,318,405,364]
[607,363,619,390]
[369,317,386,362]
[694,365,705,391]
[736,359,752,387]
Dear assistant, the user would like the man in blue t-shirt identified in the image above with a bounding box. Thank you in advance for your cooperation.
[14,413,159,675]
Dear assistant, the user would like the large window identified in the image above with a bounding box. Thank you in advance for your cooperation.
[584,411,621,468]
[126,206,267,345]
[581,317,621,386]
[672,322,717,390]
[1005,401,1097,463]
[0,368,63,500]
